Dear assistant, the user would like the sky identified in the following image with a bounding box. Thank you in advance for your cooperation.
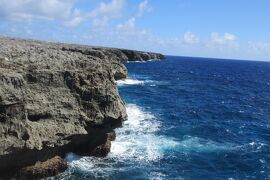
[0,0,270,61]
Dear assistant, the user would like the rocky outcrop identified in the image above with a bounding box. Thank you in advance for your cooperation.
[0,36,164,178]
[18,156,68,180]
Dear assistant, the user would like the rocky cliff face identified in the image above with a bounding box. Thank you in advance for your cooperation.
[0,36,164,178]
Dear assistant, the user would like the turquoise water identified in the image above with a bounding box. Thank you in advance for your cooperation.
[57,56,270,179]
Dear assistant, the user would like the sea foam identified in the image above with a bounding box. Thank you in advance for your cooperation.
[60,104,174,179]
[116,78,157,86]
[61,104,234,179]
[110,104,177,162]
[116,78,145,86]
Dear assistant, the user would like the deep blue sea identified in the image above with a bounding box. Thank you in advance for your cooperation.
[57,56,270,179]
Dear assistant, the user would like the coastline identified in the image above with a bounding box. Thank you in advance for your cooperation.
[0,36,164,179]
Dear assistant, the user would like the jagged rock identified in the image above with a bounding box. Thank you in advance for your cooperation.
[90,138,112,157]
[107,131,116,141]
[0,36,164,178]
[18,156,68,180]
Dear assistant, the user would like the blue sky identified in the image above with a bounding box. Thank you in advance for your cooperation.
[0,0,269,61]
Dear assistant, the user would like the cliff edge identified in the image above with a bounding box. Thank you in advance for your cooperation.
[0,36,164,178]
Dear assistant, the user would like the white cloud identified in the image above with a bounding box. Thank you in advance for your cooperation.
[210,32,237,45]
[91,17,108,28]
[63,8,84,28]
[0,0,75,20]
[63,0,126,28]
[4,1,270,61]
[90,0,125,18]
[114,0,152,36]
[183,32,200,45]
[137,0,152,17]
[86,0,125,28]
[114,0,152,35]
[117,17,136,30]
[64,16,84,28]
[249,42,270,55]
[90,0,124,18]
[0,0,126,28]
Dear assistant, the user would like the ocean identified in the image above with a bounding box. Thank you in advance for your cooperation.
[56,56,270,179]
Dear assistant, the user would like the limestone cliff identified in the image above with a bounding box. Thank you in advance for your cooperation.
[0,36,164,178]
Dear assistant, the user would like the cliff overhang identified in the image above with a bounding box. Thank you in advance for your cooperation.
[0,36,164,179]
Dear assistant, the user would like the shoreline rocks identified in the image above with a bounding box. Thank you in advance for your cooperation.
[18,156,68,180]
[0,36,164,178]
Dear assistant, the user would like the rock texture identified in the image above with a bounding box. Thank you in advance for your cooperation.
[18,156,68,180]
[0,36,164,178]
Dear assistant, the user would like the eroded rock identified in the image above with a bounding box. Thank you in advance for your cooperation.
[0,36,164,178]
[18,156,68,180]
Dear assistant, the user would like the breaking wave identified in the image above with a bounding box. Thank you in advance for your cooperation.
[116,78,145,86]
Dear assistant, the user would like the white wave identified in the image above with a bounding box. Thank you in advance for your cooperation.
[61,104,172,178]
[60,104,235,179]
[110,104,175,162]
[126,60,147,63]
[238,141,267,152]
[149,172,168,180]
[117,77,157,86]
[112,105,232,156]
[126,59,161,63]
[117,78,145,86]
[65,153,94,172]
[64,104,175,165]
[175,136,233,153]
